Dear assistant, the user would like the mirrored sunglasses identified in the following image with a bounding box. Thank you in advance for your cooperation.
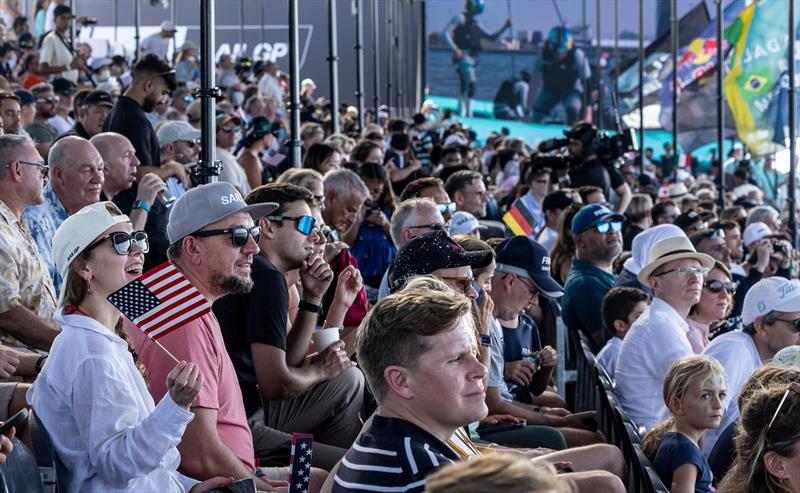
[267,215,316,236]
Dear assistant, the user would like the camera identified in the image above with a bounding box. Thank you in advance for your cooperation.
[530,154,569,172]
[82,18,98,25]
[538,138,568,153]
[595,128,639,163]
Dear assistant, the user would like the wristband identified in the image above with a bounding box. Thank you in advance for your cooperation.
[298,299,321,313]
[480,335,492,347]
[133,200,151,213]
[35,355,47,374]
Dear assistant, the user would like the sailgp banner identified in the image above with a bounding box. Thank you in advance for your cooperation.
[725,0,800,155]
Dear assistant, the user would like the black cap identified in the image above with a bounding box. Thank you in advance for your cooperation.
[389,230,492,293]
[563,121,596,140]
[81,90,114,108]
[674,211,705,232]
[53,5,72,18]
[542,190,578,213]
[51,78,77,96]
[494,236,563,298]
[13,89,34,106]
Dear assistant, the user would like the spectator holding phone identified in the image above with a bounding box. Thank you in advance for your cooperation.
[28,202,232,492]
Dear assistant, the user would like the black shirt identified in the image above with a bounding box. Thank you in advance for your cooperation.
[214,254,289,416]
[54,121,90,142]
[568,158,625,200]
[332,416,459,493]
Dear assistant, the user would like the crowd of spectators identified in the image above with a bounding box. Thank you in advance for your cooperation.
[0,2,796,492]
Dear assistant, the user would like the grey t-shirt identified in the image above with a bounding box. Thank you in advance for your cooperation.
[488,317,514,401]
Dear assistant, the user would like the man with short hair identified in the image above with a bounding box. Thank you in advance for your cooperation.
[399,177,454,223]
[25,83,60,158]
[0,92,21,136]
[745,204,781,233]
[13,89,35,139]
[538,190,578,250]
[128,182,311,490]
[214,183,364,469]
[615,235,715,430]
[445,170,487,218]
[23,136,104,293]
[561,204,625,351]
[702,276,800,457]
[91,132,165,236]
[60,90,114,140]
[332,281,487,492]
[690,228,732,267]
[322,169,370,240]
[48,78,76,134]
[38,4,84,83]
[651,200,678,225]
[0,134,59,351]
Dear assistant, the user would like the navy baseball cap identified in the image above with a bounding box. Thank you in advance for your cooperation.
[494,236,563,298]
[388,230,492,293]
[571,203,625,235]
[12,89,34,106]
[52,78,77,96]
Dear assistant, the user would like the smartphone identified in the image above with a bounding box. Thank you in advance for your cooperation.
[0,408,28,435]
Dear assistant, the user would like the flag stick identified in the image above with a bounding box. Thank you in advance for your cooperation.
[153,338,180,364]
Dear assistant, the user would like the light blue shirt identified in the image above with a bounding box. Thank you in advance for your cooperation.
[22,184,68,294]
[597,336,623,380]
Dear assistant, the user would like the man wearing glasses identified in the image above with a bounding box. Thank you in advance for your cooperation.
[445,170,489,219]
[0,134,59,351]
[24,83,60,158]
[213,183,365,471]
[616,235,715,431]
[561,204,626,351]
[157,120,201,197]
[702,277,800,457]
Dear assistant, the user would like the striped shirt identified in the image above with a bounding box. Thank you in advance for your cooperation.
[332,415,459,492]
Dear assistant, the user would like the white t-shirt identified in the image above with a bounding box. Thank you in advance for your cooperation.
[217,147,251,196]
[140,32,170,60]
[701,330,762,457]
[39,31,79,83]
[597,336,623,380]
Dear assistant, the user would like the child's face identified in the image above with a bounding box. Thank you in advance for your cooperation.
[673,373,727,432]
[616,301,648,338]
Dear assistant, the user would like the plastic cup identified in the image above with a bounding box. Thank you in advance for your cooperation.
[312,327,340,353]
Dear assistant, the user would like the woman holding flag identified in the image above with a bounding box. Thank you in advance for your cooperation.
[27,202,233,492]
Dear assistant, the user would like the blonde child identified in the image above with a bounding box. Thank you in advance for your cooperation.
[642,355,727,493]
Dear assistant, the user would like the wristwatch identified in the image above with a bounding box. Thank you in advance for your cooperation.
[298,299,321,313]
[480,335,492,348]
[35,355,47,374]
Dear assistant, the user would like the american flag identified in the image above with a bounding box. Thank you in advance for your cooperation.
[288,433,313,493]
[107,261,211,341]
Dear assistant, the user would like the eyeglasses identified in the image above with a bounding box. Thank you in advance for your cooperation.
[585,221,623,234]
[704,279,736,295]
[406,222,447,232]
[12,159,49,177]
[267,215,316,236]
[517,275,539,302]
[440,275,475,294]
[191,225,260,247]
[437,202,456,216]
[652,266,710,277]
[463,189,489,200]
[85,230,149,256]
[700,228,726,240]
[772,317,800,333]
[767,382,800,432]
[220,124,239,133]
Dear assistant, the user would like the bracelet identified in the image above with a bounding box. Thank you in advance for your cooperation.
[298,299,321,313]
[35,355,47,374]
[480,335,492,347]
[133,200,151,213]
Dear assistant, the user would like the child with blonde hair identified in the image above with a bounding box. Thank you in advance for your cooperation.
[642,355,727,493]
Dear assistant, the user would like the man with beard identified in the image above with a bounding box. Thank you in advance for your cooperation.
[561,204,625,351]
[24,83,60,158]
[127,182,301,491]
[0,92,21,136]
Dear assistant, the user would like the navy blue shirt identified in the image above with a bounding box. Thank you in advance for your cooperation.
[653,432,713,493]
[502,314,542,403]
[561,258,617,352]
[333,416,459,492]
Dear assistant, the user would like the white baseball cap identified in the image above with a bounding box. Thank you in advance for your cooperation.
[741,277,800,326]
[449,211,485,236]
[301,78,316,89]
[161,20,178,32]
[743,221,771,247]
[157,120,201,145]
[53,202,131,304]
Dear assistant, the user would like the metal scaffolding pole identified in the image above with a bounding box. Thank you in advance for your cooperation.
[288,0,302,167]
[716,0,725,209]
[789,0,798,248]
[171,0,177,62]
[671,0,678,178]
[197,0,219,184]
[638,0,645,175]
[386,0,393,116]
[328,0,341,134]
[613,0,619,99]
[417,0,426,111]
[355,0,366,131]
[238,0,244,49]
[595,0,602,129]
[372,0,380,112]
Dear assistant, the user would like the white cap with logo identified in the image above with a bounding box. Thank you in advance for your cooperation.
[741,277,800,326]
[157,120,201,145]
[449,211,485,236]
[743,221,771,247]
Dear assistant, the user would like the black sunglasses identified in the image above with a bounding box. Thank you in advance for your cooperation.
[85,230,149,256]
[704,279,736,295]
[192,225,260,247]
[440,275,475,294]
[406,222,447,232]
[773,317,800,333]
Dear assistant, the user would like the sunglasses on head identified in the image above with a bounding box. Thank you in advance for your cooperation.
[267,215,316,236]
[437,202,456,215]
[704,279,736,294]
[191,225,260,247]
[440,275,475,294]
[586,220,623,234]
[85,230,149,256]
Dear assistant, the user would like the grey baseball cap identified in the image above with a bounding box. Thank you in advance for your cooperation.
[167,182,277,244]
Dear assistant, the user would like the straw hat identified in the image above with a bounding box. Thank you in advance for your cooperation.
[637,235,714,287]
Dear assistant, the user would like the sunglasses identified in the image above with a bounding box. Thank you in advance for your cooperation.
[704,279,736,294]
[179,140,199,148]
[85,230,149,256]
[773,317,800,333]
[701,228,726,240]
[586,221,623,234]
[220,125,239,133]
[406,222,447,232]
[191,225,260,247]
[440,275,475,294]
[767,382,800,432]
[437,202,456,216]
[14,159,49,178]
[37,96,58,104]
[312,224,331,241]
[267,215,316,236]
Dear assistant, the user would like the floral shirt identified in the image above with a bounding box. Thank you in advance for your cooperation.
[22,184,68,294]
[0,200,56,348]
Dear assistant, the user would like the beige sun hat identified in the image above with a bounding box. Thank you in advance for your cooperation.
[637,235,715,287]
